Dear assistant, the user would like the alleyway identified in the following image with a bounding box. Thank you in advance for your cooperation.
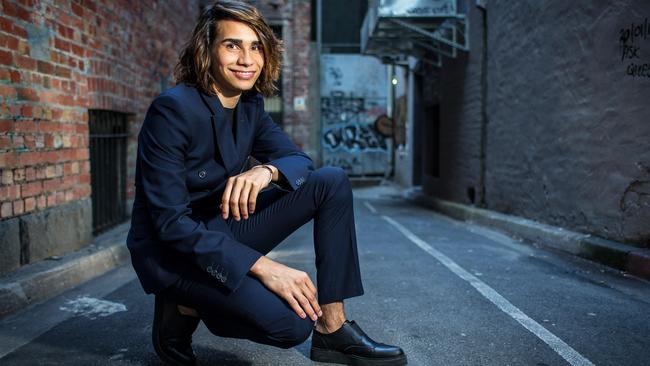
[1,187,649,366]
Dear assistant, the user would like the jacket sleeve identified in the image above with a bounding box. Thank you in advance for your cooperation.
[138,94,262,292]
[251,96,314,190]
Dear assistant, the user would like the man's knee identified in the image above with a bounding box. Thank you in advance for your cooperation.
[309,166,351,196]
[312,166,348,183]
[274,315,315,349]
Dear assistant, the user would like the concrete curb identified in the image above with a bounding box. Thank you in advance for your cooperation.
[0,223,130,319]
[404,187,650,281]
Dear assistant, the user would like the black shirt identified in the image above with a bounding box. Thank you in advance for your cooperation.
[223,106,236,141]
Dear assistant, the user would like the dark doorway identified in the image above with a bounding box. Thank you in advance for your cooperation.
[424,105,440,178]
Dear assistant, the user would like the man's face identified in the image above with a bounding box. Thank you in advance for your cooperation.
[212,20,264,96]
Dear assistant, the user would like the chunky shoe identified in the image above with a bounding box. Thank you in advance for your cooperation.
[152,294,201,366]
[310,320,407,365]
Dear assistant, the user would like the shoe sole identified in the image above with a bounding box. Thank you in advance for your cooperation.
[310,347,407,365]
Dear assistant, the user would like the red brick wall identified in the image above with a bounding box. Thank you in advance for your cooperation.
[280,0,312,152]
[247,0,314,154]
[0,0,199,219]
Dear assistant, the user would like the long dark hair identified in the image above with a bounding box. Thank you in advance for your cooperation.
[173,0,283,97]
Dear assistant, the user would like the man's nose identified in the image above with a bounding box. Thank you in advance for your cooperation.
[238,48,253,66]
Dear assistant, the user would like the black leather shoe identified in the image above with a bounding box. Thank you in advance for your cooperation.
[310,320,407,365]
[152,294,200,366]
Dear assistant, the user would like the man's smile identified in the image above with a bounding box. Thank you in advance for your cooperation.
[231,70,257,80]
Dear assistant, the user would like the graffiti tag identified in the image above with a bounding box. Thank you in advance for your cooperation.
[323,124,387,151]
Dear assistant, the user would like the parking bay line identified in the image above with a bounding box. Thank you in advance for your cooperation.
[363,201,377,214]
[382,215,595,366]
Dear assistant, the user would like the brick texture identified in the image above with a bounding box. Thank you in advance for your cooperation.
[425,1,650,247]
[247,0,313,151]
[424,5,485,206]
[0,0,200,220]
[484,0,650,247]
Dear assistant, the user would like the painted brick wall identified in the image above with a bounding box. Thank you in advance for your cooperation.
[424,4,485,205]
[485,0,650,246]
[424,1,649,247]
[0,0,199,274]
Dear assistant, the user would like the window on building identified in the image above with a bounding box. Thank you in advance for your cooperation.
[89,110,129,235]
[319,0,368,53]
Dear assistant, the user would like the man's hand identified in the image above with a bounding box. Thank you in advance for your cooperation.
[250,256,322,321]
[221,165,278,221]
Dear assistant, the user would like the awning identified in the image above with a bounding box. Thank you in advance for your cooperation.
[361,0,469,66]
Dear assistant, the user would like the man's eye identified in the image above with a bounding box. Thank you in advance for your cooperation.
[225,43,238,49]
[252,44,262,52]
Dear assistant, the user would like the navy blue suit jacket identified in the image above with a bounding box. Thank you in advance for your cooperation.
[126,83,313,294]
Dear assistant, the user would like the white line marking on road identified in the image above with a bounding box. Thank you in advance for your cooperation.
[363,201,377,214]
[382,215,595,366]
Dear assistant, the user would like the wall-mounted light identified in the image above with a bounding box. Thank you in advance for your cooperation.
[391,77,398,85]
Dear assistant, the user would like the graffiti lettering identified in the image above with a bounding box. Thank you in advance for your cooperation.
[323,156,361,172]
[327,67,343,87]
[621,44,640,60]
[323,124,387,151]
[626,62,650,77]
[320,55,389,176]
[619,18,649,46]
[321,93,366,125]
[405,4,455,16]
[619,17,650,79]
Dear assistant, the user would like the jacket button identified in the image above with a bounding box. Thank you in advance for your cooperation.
[198,170,207,179]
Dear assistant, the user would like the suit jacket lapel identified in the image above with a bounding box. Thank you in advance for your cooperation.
[211,113,239,175]
[197,89,255,176]
[197,90,239,176]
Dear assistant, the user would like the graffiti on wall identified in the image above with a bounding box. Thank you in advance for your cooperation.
[321,91,389,174]
[321,91,388,150]
[320,55,388,175]
[322,156,362,172]
[619,17,650,78]
[323,122,388,150]
[321,91,364,124]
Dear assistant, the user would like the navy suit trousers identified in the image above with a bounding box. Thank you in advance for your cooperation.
[162,166,364,348]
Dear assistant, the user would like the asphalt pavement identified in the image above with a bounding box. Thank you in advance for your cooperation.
[1,186,649,366]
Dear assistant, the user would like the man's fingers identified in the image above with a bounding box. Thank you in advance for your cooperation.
[303,282,321,316]
[221,178,234,219]
[230,178,244,220]
[286,297,306,319]
[240,181,252,219]
[304,276,317,295]
[248,183,261,214]
[295,292,318,321]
